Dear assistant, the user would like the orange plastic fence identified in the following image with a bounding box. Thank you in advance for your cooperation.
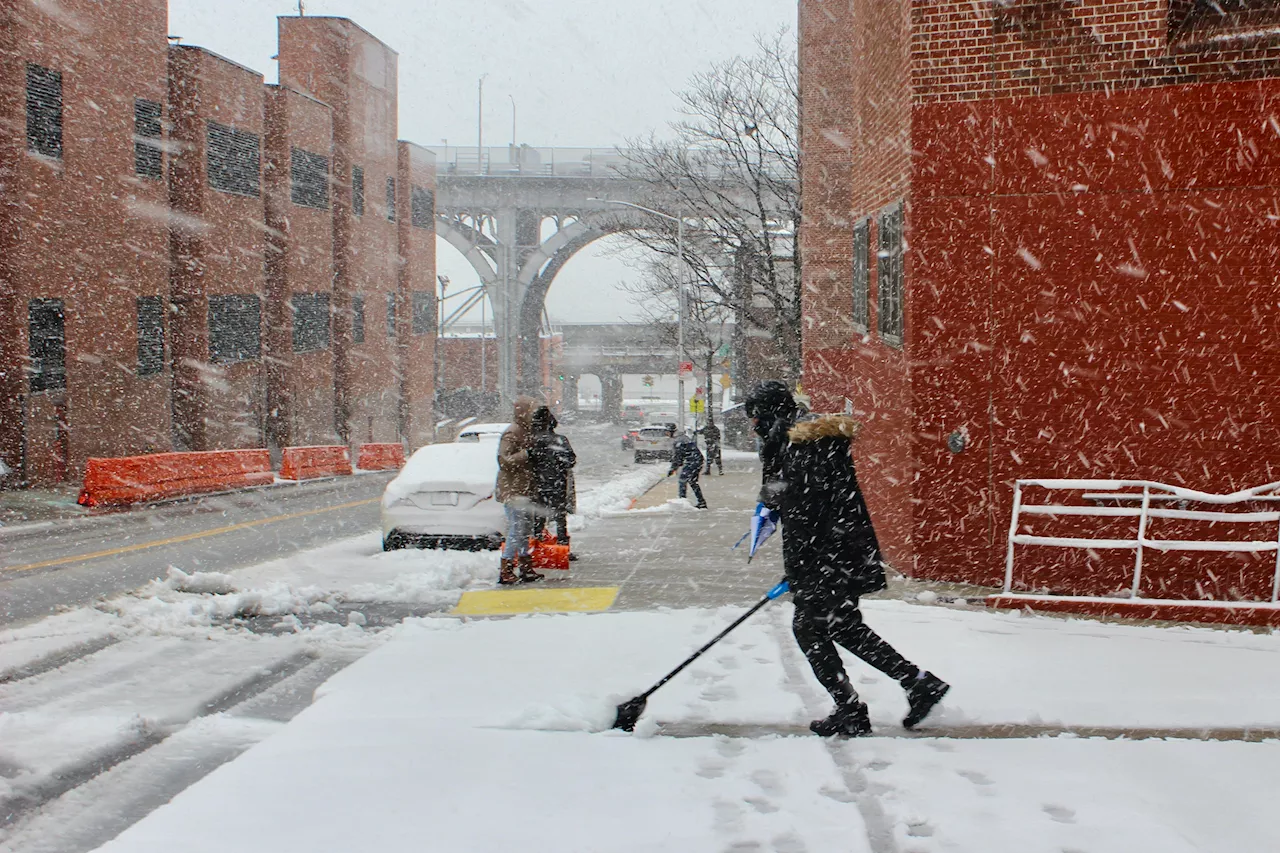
[279,445,353,481]
[356,442,406,471]
[78,450,274,508]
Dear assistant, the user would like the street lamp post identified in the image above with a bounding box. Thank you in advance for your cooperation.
[589,198,689,433]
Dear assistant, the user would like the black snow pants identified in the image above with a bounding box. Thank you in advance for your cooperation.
[791,590,918,705]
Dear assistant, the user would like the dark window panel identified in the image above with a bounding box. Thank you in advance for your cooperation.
[290,147,329,210]
[411,291,433,336]
[386,177,396,222]
[876,203,904,346]
[28,298,66,393]
[206,120,260,197]
[411,185,434,229]
[208,294,262,363]
[26,63,62,159]
[137,296,165,376]
[352,166,365,217]
[852,218,870,332]
[386,296,396,339]
[291,293,331,352]
[134,98,163,179]
[352,294,366,343]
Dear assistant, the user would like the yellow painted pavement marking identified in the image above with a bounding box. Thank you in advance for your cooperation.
[452,586,619,616]
[1,498,380,574]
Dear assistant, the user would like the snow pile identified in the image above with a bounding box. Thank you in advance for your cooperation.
[93,602,1280,853]
[568,465,665,530]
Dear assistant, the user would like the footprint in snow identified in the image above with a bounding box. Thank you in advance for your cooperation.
[957,769,994,786]
[750,768,785,795]
[1043,804,1076,824]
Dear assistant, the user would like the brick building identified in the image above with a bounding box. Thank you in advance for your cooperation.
[0,0,172,484]
[799,1,1280,597]
[0,6,436,488]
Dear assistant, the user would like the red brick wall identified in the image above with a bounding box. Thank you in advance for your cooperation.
[278,16,402,447]
[800,0,917,569]
[168,47,267,452]
[264,85,337,448]
[397,141,437,449]
[439,338,498,392]
[0,0,172,485]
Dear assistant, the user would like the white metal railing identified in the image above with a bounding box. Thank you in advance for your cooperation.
[1004,479,1280,602]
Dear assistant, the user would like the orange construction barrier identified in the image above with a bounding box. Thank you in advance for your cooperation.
[357,442,407,471]
[529,531,571,571]
[78,450,274,508]
[279,445,353,481]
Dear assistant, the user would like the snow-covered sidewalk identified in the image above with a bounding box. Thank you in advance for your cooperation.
[93,601,1280,853]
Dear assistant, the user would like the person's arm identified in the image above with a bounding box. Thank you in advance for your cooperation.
[561,436,577,469]
[497,430,527,468]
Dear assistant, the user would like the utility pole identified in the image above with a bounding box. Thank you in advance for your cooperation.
[509,95,516,148]
[477,74,487,174]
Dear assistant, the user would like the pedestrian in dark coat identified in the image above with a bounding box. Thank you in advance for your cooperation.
[529,406,577,547]
[699,415,723,475]
[666,428,707,508]
[744,380,949,737]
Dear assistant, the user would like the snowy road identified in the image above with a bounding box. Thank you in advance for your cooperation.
[0,422,645,853]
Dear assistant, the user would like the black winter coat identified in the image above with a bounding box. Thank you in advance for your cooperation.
[529,432,577,513]
[759,414,886,601]
[668,435,704,476]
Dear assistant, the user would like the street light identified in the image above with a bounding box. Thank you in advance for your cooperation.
[588,197,689,433]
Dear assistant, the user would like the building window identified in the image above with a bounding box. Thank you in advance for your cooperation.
[291,293,330,353]
[206,121,260,197]
[411,186,434,229]
[137,296,165,377]
[208,294,261,363]
[876,203,904,346]
[352,166,365,217]
[26,63,63,159]
[386,296,396,339]
[412,291,433,336]
[28,299,66,393]
[352,294,366,344]
[851,218,870,332]
[290,147,329,210]
[386,177,396,222]
[134,99,163,179]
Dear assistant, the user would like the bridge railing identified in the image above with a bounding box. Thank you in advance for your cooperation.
[431,146,629,178]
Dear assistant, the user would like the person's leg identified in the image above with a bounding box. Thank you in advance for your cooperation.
[689,470,707,507]
[677,472,688,499]
[827,598,919,682]
[499,506,521,584]
[515,508,543,582]
[554,511,570,545]
[792,591,871,736]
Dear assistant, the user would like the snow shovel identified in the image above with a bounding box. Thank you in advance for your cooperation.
[611,579,791,731]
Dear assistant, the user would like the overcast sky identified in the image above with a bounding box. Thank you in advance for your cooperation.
[168,0,796,324]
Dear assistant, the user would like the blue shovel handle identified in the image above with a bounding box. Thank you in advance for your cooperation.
[766,580,790,600]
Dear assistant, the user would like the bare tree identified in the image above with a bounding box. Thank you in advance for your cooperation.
[614,30,801,384]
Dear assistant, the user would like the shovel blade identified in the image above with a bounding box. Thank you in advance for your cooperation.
[612,696,648,732]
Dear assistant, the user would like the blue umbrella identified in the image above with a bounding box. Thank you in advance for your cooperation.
[733,502,780,563]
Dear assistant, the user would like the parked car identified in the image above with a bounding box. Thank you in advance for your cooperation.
[621,428,639,450]
[456,422,510,442]
[634,425,675,463]
[381,443,504,550]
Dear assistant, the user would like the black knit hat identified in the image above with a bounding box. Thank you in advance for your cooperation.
[743,380,796,418]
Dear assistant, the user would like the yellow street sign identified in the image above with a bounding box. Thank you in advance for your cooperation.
[719,373,732,388]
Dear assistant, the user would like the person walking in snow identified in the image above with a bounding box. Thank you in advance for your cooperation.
[742,380,949,737]
[529,406,578,557]
[495,396,545,585]
[666,426,708,509]
[699,413,723,475]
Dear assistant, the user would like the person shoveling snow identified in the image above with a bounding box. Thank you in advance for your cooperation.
[744,380,950,737]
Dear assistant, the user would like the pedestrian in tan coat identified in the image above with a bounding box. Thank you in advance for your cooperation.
[496,396,544,584]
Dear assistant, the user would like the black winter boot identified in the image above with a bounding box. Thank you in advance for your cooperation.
[517,555,544,583]
[498,559,519,586]
[809,701,872,738]
[903,671,949,729]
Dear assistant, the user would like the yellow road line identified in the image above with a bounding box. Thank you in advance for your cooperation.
[452,586,619,616]
[1,498,380,574]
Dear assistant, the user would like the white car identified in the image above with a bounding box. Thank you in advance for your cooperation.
[634,424,675,463]
[456,422,510,442]
[381,442,504,550]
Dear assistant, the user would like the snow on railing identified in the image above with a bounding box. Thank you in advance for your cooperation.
[1004,479,1280,603]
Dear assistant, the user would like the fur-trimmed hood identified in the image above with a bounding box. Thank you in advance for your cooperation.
[788,414,862,444]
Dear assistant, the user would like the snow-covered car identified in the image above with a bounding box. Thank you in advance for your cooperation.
[634,425,674,463]
[381,442,503,550]
[456,422,510,442]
